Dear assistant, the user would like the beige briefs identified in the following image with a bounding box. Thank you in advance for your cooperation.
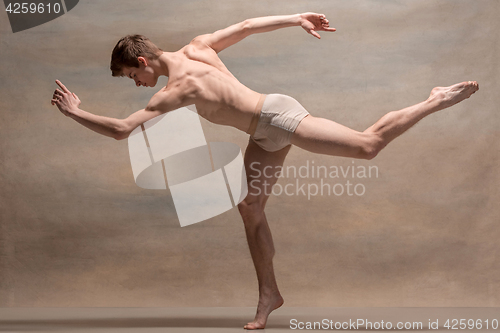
[246,94,310,152]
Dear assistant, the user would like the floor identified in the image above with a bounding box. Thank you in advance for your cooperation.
[1,307,499,332]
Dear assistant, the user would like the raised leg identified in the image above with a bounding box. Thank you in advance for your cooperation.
[290,81,479,158]
[238,138,291,330]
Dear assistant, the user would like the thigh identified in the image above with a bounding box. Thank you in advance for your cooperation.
[243,138,291,207]
[290,115,368,158]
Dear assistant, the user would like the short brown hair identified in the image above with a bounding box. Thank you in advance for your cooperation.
[110,35,163,77]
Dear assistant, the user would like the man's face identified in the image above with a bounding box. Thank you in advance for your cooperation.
[123,57,157,88]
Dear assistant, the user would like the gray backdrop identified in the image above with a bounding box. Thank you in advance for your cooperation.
[1,0,498,307]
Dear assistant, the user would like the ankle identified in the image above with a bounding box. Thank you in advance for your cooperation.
[423,96,444,113]
[258,288,281,298]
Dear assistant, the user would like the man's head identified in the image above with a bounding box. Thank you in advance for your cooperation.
[110,35,163,87]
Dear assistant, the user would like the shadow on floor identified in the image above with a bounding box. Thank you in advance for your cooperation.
[0,316,291,331]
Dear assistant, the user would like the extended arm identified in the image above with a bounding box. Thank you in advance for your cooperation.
[199,12,335,53]
[51,80,184,140]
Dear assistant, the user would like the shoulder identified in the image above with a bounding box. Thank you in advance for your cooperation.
[190,34,212,47]
[187,34,219,53]
[175,35,216,61]
[146,88,178,112]
[145,85,197,113]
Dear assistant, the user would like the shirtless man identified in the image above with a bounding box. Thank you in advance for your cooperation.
[51,12,479,330]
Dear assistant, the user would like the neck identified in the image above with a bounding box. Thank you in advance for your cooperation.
[155,52,170,77]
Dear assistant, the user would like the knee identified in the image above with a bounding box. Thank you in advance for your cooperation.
[238,197,264,225]
[237,197,263,218]
[359,133,384,160]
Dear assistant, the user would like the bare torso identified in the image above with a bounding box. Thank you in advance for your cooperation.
[161,38,262,133]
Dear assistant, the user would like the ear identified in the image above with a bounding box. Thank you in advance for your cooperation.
[137,56,148,67]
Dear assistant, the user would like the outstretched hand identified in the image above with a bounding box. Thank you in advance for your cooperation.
[51,80,81,116]
[300,12,336,39]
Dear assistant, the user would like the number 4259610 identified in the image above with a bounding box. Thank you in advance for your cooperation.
[5,2,61,14]
[444,319,499,330]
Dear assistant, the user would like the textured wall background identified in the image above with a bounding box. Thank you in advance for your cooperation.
[0,0,498,307]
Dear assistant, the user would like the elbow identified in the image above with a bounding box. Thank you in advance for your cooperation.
[241,19,252,34]
[114,132,128,141]
[113,121,131,141]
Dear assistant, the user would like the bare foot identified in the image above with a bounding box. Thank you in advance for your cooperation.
[429,81,479,109]
[244,292,284,330]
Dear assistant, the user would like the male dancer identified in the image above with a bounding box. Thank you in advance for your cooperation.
[51,12,478,329]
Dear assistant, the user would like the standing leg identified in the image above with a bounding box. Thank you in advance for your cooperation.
[238,139,291,330]
[290,81,479,158]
